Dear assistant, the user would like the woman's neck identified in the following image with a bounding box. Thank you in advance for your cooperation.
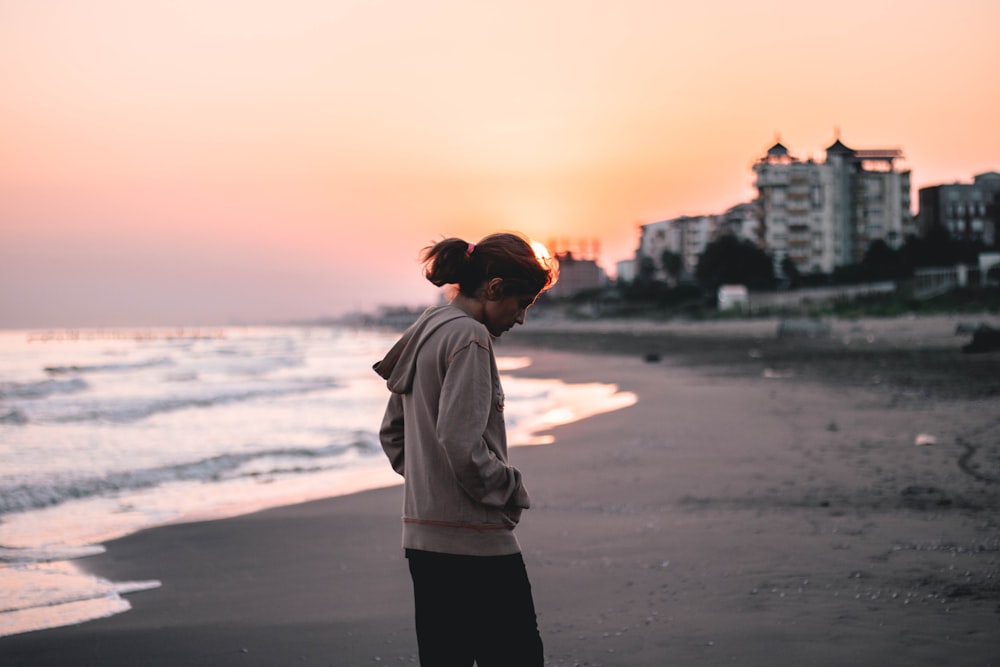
[451,293,484,324]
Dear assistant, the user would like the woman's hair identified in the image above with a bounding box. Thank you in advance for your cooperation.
[422,232,558,299]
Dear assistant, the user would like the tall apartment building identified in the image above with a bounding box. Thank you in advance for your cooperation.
[753,138,913,275]
[917,171,1000,246]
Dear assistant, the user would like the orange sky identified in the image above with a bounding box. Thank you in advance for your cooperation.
[2,0,998,327]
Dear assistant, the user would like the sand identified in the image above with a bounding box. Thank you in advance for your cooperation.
[2,315,998,666]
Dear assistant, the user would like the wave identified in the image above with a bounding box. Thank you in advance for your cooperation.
[0,575,160,631]
[0,378,88,400]
[0,435,381,515]
[43,357,173,375]
[211,353,305,377]
[0,409,28,425]
[0,544,106,564]
[30,378,340,425]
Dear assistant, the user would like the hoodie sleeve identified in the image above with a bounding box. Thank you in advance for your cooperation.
[436,340,529,509]
[379,392,405,476]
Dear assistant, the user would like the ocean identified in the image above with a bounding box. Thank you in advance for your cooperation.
[0,325,635,637]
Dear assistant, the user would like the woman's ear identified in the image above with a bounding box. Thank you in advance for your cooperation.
[484,277,505,301]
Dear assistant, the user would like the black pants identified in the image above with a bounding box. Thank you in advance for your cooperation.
[405,549,543,667]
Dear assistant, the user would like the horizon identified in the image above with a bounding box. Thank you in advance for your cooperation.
[2,0,998,328]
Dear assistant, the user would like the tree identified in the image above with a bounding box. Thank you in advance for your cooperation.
[660,249,683,283]
[780,256,801,288]
[695,235,775,290]
[862,239,899,280]
[900,227,986,269]
[636,256,656,285]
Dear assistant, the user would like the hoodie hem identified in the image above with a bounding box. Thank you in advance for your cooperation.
[402,520,521,557]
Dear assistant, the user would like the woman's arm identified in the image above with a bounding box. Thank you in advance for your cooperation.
[379,393,405,476]
[437,341,529,509]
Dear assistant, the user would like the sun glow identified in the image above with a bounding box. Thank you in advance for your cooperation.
[530,240,559,289]
[530,240,552,261]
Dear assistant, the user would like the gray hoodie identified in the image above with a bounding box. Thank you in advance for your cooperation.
[373,304,531,556]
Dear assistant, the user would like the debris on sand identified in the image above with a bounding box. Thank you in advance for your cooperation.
[961,325,1000,354]
[955,321,989,335]
[777,318,832,339]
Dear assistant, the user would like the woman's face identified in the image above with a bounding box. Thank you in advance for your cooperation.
[483,292,535,337]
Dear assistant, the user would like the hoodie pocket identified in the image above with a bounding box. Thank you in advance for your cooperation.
[501,507,522,527]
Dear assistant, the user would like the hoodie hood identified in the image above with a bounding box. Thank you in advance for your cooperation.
[373,305,470,394]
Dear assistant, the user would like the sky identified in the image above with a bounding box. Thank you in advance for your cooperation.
[2,0,998,327]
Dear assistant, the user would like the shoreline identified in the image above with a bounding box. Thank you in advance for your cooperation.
[3,315,999,665]
[0,350,632,639]
[501,313,1000,400]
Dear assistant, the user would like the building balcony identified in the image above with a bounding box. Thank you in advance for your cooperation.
[755,172,790,187]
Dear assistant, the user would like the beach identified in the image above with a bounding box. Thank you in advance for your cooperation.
[2,315,999,666]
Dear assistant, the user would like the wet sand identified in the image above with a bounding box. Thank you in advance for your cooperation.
[2,315,999,666]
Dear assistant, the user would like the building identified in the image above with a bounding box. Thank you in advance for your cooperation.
[917,171,1000,246]
[636,218,676,281]
[621,134,918,284]
[716,201,764,247]
[635,201,764,282]
[545,252,606,298]
[637,214,719,282]
[982,172,1000,217]
[615,258,637,284]
[753,137,913,275]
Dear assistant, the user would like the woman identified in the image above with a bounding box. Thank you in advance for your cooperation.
[373,232,557,666]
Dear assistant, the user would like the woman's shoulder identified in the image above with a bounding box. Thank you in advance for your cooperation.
[435,308,492,350]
